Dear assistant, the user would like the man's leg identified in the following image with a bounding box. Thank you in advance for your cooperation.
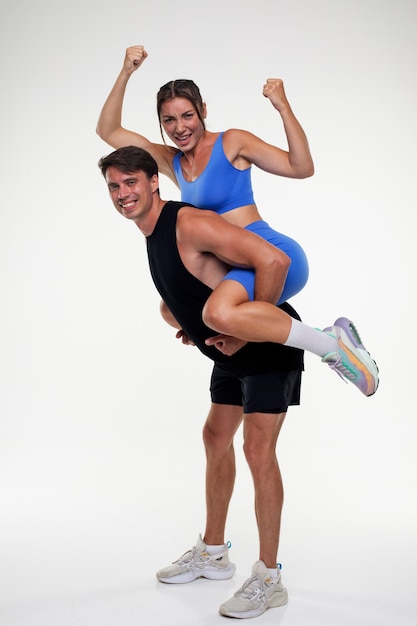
[218,411,288,619]
[242,411,286,568]
[156,402,242,584]
[202,403,243,546]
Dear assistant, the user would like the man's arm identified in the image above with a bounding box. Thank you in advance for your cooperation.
[160,278,246,356]
[204,334,247,356]
[160,299,196,346]
[160,299,180,329]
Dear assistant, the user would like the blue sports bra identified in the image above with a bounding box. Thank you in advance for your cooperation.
[173,132,255,214]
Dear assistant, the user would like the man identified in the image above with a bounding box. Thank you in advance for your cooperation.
[98,146,378,619]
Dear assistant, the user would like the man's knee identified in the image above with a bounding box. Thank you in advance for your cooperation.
[203,407,242,454]
[243,437,271,468]
[243,413,285,470]
[203,420,230,453]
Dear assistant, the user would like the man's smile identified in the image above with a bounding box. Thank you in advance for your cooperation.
[120,199,137,210]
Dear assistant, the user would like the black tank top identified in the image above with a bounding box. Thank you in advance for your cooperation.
[146,201,303,370]
[147,201,226,361]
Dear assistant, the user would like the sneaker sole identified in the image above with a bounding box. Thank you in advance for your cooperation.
[158,564,236,584]
[325,318,379,396]
[219,589,288,618]
[336,319,379,396]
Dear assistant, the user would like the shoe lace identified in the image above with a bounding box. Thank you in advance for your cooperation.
[234,574,266,601]
[327,355,353,384]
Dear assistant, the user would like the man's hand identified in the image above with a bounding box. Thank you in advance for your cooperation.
[175,329,195,346]
[205,334,247,356]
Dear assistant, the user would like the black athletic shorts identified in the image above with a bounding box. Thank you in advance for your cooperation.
[208,301,304,414]
[210,366,302,414]
[204,302,304,413]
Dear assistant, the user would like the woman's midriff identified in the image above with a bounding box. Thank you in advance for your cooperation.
[220,204,262,228]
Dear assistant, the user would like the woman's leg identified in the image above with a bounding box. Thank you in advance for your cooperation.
[202,281,379,396]
[222,222,309,305]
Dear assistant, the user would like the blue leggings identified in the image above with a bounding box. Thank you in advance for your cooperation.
[222,220,309,305]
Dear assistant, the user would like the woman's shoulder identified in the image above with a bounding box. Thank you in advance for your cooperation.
[223,128,255,139]
[221,128,258,165]
[222,128,259,150]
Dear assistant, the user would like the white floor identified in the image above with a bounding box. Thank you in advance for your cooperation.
[2,574,416,626]
[1,563,416,626]
[1,515,416,626]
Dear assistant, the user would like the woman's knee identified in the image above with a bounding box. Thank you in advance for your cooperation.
[202,282,248,334]
[202,294,234,335]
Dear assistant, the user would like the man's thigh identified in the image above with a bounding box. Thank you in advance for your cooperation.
[243,411,286,453]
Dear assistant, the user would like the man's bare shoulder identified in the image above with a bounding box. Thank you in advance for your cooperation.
[176,207,225,250]
[177,206,219,231]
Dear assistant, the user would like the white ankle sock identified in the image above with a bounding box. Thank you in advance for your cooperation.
[205,543,225,555]
[284,319,337,357]
[268,567,278,578]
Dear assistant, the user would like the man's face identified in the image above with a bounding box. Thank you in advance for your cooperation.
[105,166,158,221]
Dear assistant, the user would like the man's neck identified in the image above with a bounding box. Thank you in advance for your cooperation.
[135,198,167,236]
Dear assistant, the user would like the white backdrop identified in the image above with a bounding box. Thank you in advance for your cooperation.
[1,0,416,622]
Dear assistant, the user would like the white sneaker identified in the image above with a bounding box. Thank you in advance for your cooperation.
[156,534,236,583]
[219,560,288,618]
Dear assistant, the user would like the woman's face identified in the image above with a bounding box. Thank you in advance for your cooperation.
[159,97,205,151]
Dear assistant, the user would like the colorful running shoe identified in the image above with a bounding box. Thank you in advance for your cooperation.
[219,560,288,619]
[156,534,235,583]
[322,317,379,396]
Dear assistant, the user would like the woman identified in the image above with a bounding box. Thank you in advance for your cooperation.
[97,47,378,396]
[97,45,313,307]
